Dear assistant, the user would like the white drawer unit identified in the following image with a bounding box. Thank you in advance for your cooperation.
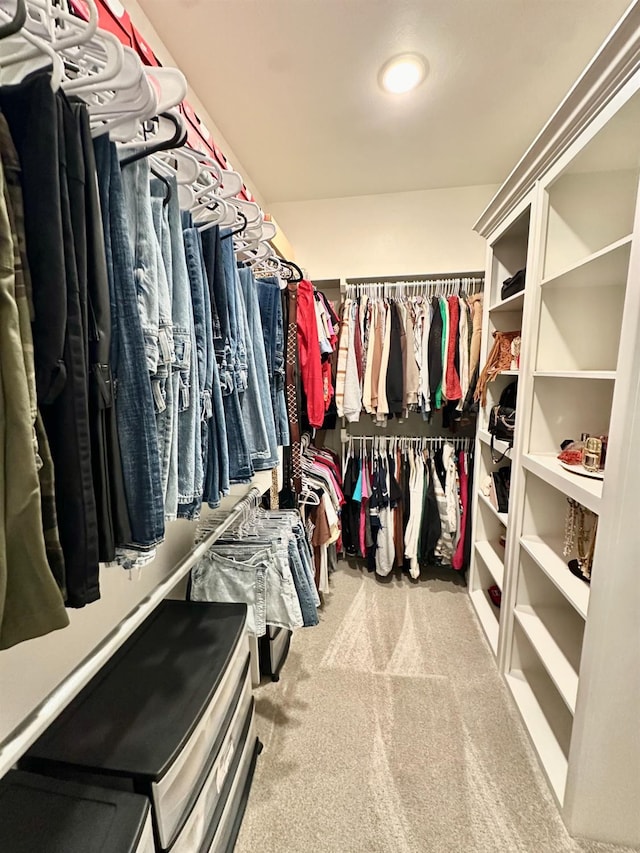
[171,679,256,853]
[22,601,258,851]
[151,636,250,848]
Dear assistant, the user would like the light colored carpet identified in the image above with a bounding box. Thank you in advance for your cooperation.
[236,564,636,853]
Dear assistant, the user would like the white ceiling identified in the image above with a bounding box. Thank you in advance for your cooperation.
[138,0,631,205]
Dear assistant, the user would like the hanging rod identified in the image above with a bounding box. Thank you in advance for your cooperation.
[345,270,484,285]
[342,435,474,449]
[344,276,484,298]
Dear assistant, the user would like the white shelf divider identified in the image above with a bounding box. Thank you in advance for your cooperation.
[540,234,632,290]
[474,540,505,588]
[514,607,580,714]
[505,671,569,805]
[489,289,525,313]
[520,536,590,619]
[533,370,616,380]
[469,588,499,655]
[522,454,602,514]
[477,489,509,527]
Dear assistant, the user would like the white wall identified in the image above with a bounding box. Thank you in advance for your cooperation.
[270,184,499,280]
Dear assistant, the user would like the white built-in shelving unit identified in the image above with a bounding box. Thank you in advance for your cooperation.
[468,4,640,847]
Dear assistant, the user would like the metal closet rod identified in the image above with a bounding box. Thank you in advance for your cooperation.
[345,270,485,285]
[0,483,263,780]
[343,435,474,448]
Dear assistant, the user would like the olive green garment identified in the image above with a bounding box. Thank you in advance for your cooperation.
[0,157,68,649]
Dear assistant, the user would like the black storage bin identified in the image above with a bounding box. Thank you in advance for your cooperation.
[259,626,292,681]
[23,600,258,852]
[0,770,153,853]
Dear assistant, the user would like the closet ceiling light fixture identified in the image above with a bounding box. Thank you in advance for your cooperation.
[379,53,427,94]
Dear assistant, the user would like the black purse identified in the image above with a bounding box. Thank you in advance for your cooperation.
[501,268,526,300]
[488,381,517,462]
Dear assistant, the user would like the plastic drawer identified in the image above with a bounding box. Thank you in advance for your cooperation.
[152,635,250,848]
[171,672,253,853]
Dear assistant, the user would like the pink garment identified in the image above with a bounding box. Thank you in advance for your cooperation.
[452,451,468,571]
[359,460,371,557]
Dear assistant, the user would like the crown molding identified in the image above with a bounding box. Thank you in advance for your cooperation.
[474,1,640,238]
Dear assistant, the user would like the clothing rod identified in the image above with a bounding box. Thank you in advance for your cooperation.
[0,482,264,780]
[342,435,474,447]
[345,271,485,285]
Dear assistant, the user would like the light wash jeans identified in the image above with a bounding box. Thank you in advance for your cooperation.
[191,550,267,636]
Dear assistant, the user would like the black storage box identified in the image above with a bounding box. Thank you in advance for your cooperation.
[23,600,256,851]
[0,770,153,853]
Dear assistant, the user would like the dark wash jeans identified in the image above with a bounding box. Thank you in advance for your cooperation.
[93,136,164,549]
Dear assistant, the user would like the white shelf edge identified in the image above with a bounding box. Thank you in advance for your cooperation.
[520,536,590,619]
[501,369,520,376]
[540,234,633,288]
[505,671,568,806]
[478,428,513,458]
[474,540,505,588]
[522,454,602,514]
[532,370,616,380]
[513,607,579,714]
[477,489,509,527]
[488,289,525,313]
[469,588,499,656]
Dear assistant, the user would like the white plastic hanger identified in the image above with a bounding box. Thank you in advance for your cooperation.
[0,8,64,90]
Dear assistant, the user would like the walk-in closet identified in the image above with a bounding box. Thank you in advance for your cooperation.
[0,1,639,851]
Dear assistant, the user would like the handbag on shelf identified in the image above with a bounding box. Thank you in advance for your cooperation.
[501,268,526,301]
[488,380,517,462]
[474,330,521,406]
[491,466,511,514]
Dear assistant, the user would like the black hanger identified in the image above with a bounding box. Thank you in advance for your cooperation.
[280,258,304,282]
[150,165,172,206]
[0,0,27,40]
[220,211,248,240]
[120,111,187,167]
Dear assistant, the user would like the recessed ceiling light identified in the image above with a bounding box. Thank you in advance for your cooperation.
[379,53,427,94]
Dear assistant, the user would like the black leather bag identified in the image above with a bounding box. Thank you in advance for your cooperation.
[492,466,511,513]
[501,268,526,301]
[488,381,517,462]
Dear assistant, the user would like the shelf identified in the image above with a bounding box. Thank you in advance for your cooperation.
[477,489,508,527]
[475,540,504,588]
[478,428,512,458]
[520,536,590,619]
[540,234,632,289]
[501,369,519,376]
[505,671,568,805]
[469,588,499,656]
[514,607,580,714]
[533,370,616,380]
[489,289,525,313]
[522,454,602,514]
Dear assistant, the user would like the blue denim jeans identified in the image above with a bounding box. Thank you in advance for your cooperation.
[238,267,278,470]
[191,550,267,636]
[210,542,303,631]
[93,137,164,548]
[288,538,319,627]
[257,275,290,446]
[149,191,176,516]
[166,179,202,506]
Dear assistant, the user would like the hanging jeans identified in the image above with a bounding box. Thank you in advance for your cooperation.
[191,550,267,637]
[93,136,164,550]
[239,267,278,469]
[166,178,202,507]
[149,190,177,517]
[257,275,290,447]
